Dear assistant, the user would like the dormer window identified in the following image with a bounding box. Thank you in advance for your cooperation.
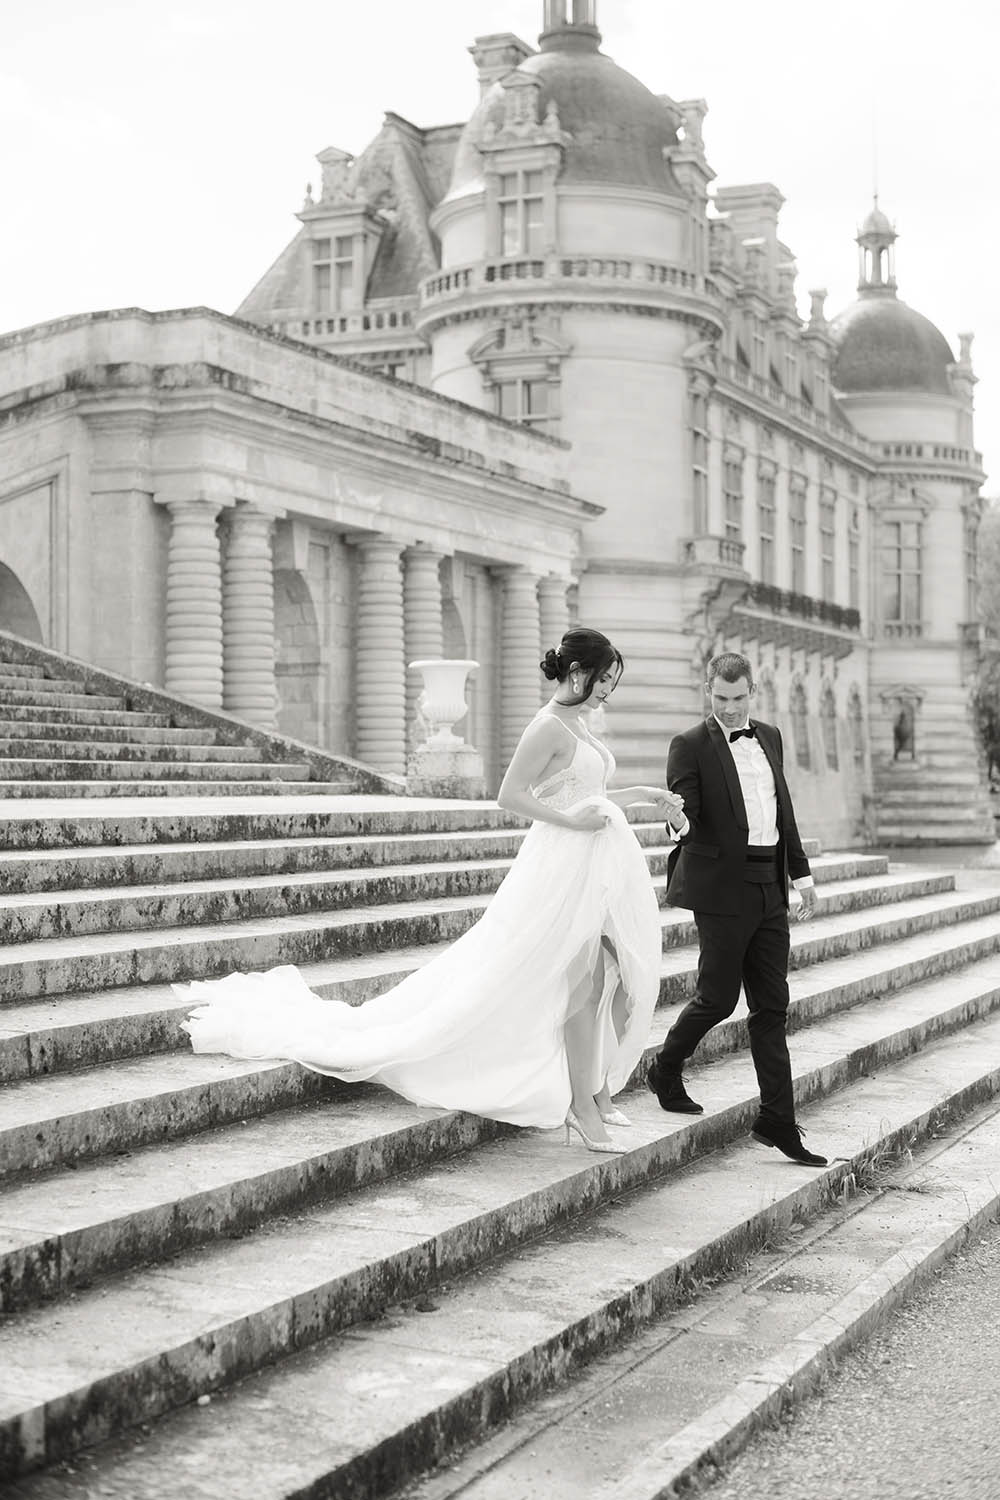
[312,235,357,312]
[498,170,545,256]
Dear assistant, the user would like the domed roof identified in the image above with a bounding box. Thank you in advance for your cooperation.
[860,203,894,237]
[448,42,681,198]
[829,296,955,396]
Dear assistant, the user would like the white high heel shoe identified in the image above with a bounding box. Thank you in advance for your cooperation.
[563,1109,625,1154]
[599,1107,632,1127]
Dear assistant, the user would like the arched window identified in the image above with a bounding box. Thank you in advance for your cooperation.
[790,678,811,770]
[821,682,839,770]
[848,685,866,768]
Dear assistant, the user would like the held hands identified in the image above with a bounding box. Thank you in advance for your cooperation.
[646,788,686,827]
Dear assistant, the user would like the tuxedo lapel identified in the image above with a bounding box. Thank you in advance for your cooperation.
[706,717,749,831]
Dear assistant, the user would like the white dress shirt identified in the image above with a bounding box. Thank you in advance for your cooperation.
[668,717,814,890]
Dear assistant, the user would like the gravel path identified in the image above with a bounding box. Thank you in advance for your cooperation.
[701,1215,1000,1500]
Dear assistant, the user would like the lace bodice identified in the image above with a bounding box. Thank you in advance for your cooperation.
[531,724,615,812]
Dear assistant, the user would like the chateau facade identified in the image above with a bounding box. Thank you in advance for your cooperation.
[0,1,991,843]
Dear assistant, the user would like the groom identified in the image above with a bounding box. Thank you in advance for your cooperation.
[648,651,827,1166]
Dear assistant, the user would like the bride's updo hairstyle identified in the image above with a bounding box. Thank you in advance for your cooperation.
[540,626,624,705]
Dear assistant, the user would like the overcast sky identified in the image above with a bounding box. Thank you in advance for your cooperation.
[3,0,994,488]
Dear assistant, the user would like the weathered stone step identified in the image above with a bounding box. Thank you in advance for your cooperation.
[0,874,982,1003]
[0,676,109,697]
[875,786,993,808]
[0,862,949,948]
[0,799,526,851]
[0,778,355,799]
[4,992,1000,1486]
[0,835,879,898]
[0,703,175,728]
[4,949,1000,1322]
[0,756,312,782]
[0,688,124,710]
[0,737,263,764]
[0,720,220,746]
[0,662,48,679]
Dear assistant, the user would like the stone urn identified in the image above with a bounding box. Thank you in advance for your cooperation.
[406,658,485,798]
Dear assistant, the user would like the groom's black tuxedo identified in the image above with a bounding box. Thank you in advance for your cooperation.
[665,716,811,915]
[655,714,812,1126]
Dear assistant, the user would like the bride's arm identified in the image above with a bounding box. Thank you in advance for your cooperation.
[606,785,686,826]
[497,722,609,831]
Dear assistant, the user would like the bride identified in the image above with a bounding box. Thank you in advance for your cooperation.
[179,626,684,1151]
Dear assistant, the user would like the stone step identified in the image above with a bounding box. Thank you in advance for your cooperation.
[0,874,983,1005]
[0,720,220,745]
[875,825,997,847]
[0,834,878,898]
[0,703,176,728]
[0,851,887,945]
[874,786,992,806]
[0,800,527,851]
[0,688,125,710]
[0,756,312,782]
[0,737,262,763]
[0,778,356,799]
[3,987,1000,1486]
[3,940,999,1314]
[0,676,108,697]
[0,662,49,679]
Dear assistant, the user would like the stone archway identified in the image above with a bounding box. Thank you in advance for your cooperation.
[274,569,322,746]
[0,563,44,643]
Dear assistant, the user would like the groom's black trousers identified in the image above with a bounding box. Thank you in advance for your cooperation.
[659,874,795,1124]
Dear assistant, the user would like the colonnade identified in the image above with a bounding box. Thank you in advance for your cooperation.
[159,498,572,775]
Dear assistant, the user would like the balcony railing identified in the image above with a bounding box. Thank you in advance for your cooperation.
[882,621,924,640]
[716,356,869,452]
[878,440,984,469]
[682,534,746,568]
[746,582,861,632]
[420,255,721,308]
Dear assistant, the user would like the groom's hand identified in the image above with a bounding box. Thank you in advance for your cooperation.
[794,885,818,922]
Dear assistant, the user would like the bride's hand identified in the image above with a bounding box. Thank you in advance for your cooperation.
[647,789,684,816]
[564,805,612,832]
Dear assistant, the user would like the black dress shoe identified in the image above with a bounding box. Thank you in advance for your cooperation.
[751,1116,827,1166]
[647,1058,704,1114]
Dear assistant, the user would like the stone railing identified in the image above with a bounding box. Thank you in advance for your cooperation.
[716,356,870,453]
[682,534,746,568]
[746,582,862,633]
[420,255,721,308]
[272,300,420,344]
[877,440,984,470]
[882,620,924,640]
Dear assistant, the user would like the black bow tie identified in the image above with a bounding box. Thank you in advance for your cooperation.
[728,726,756,742]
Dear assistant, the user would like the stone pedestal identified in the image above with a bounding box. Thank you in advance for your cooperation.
[406,658,485,797]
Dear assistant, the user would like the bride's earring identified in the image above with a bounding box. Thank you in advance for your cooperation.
[571,673,580,695]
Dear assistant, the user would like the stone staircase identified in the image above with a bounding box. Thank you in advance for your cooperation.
[2,769,1000,1496]
[0,632,396,797]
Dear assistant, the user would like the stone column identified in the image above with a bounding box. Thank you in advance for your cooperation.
[162,498,224,709]
[222,503,279,729]
[403,545,444,750]
[354,537,406,774]
[498,566,541,768]
[537,573,570,702]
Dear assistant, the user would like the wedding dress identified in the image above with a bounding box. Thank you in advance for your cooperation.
[178,716,663,1129]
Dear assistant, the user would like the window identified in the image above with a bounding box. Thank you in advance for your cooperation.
[691,391,709,534]
[881,519,922,629]
[723,449,744,543]
[496,376,550,430]
[790,483,807,593]
[758,468,776,584]
[790,680,811,770]
[848,508,861,610]
[819,489,836,601]
[312,234,357,312]
[498,170,545,256]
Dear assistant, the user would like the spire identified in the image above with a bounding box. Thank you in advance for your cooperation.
[856,195,898,297]
[539,0,601,53]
